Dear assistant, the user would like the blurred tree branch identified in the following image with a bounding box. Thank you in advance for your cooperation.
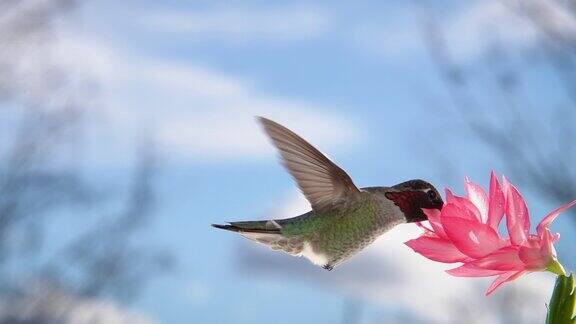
[409,3,576,320]
[0,0,173,321]
[414,0,576,217]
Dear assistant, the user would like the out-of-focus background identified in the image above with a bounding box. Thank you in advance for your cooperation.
[2,0,576,323]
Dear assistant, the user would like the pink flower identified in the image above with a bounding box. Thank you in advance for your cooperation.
[406,171,576,295]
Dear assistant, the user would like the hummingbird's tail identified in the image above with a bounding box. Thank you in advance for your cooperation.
[211,220,281,234]
[212,220,304,256]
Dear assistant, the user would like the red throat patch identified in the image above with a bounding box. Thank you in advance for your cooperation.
[385,191,424,215]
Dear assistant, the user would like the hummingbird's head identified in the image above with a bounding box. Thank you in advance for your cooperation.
[385,179,444,223]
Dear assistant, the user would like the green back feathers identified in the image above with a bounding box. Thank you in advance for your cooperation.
[281,197,378,246]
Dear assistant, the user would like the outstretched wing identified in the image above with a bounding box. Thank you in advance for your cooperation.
[259,117,361,212]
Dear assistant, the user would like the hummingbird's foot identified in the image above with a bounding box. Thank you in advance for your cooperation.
[322,264,333,271]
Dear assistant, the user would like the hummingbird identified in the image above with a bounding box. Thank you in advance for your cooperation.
[212,117,443,270]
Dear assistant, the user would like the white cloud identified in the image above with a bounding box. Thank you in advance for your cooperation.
[138,62,251,98]
[1,1,359,164]
[353,0,576,63]
[444,0,576,61]
[0,14,113,108]
[0,281,157,324]
[90,47,362,162]
[14,23,361,164]
[140,5,332,43]
[349,9,425,61]
[443,0,537,60]
[236,193,555,323]
[152,97,360,161]
[68,301,158,324]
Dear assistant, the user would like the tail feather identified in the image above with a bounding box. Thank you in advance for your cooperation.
[212,220,303,256]
[211,220,282,234]
[211,224,236,231]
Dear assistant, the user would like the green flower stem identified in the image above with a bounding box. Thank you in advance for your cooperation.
[548,259,567,276]
[546,272,576,324]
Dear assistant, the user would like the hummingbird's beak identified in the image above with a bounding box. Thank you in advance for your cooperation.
[434,201,444,211]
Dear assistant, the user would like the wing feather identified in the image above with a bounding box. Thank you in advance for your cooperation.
[259,117,360,212]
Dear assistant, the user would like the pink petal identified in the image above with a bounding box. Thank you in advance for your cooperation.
[503,176,530,245]
[471,246,525,271]
[540,230,560,257]
[487,171,505,230]
[518,244,551,270]
[545,231,559,257]
[536,198,576,236]
[405,236,469,263]
[441,203,478,223]
[540,231,554,256]
[486,270,526,296]
[446,263,506,277]
[465,176,488,223]
[441,216,504,258]
[423,208,447,238]
[520,230,556,270]
[445,189,482,222]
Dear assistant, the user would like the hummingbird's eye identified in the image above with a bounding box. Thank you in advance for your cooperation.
[428,190,437,200]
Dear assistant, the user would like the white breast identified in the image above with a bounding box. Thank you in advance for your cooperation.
[300,241,329,266]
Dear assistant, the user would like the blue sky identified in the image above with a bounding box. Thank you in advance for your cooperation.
[35,0,576,322]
